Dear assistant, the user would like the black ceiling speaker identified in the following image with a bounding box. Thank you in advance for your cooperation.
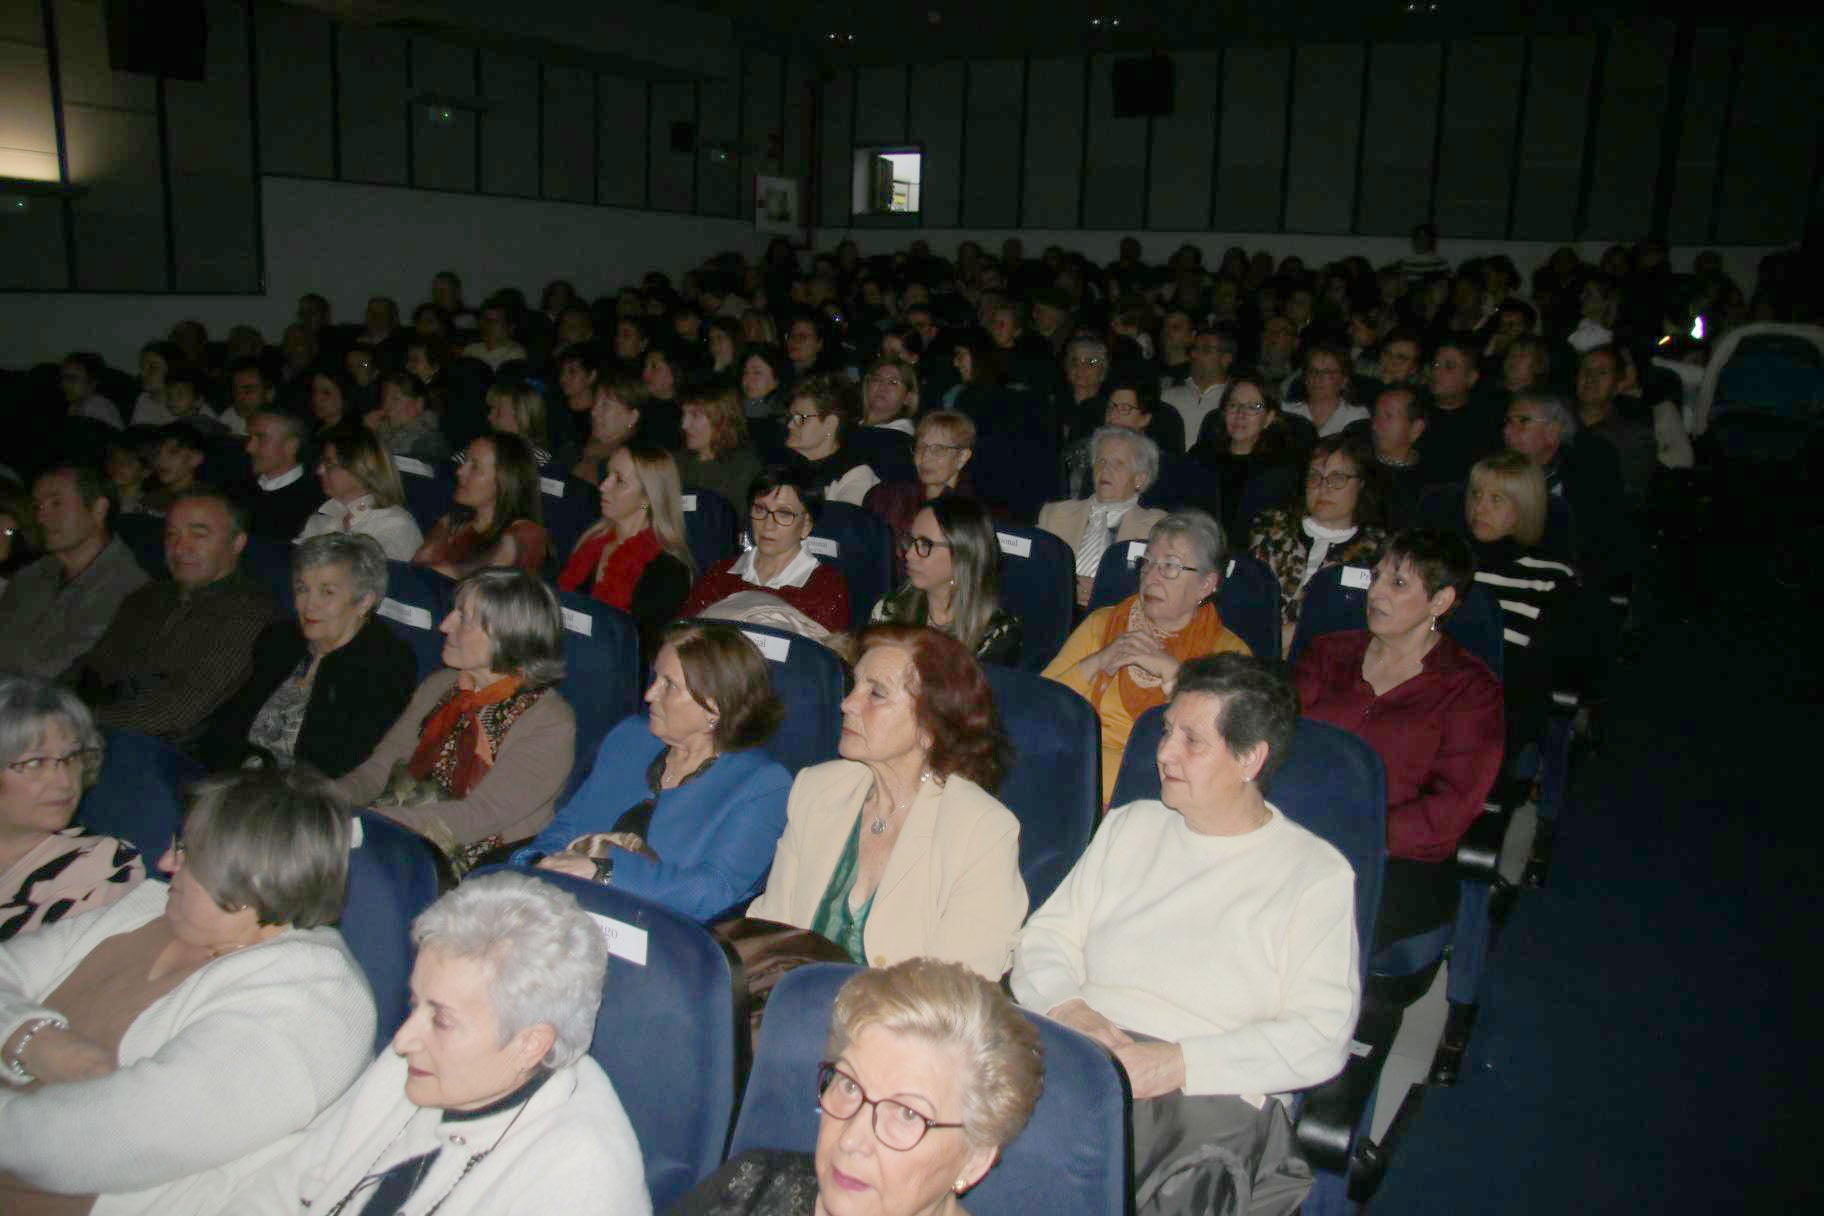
[107,0,207,82]
[1111,55,1174,118]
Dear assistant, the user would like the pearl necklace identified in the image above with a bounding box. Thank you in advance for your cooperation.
[869,771,931,835]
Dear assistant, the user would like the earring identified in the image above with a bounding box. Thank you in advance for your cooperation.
[1429,615,1439,633]
[954,1179,968,1194]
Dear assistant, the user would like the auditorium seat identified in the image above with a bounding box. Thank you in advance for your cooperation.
[693,619,846,775]
[78,728,205,858]
[991,524,1074,672]
[553,589,642,798]
[378,560,455,678]
[981,663,1099,909]
[807,502,894,633]
[340,809,442,1051]
[680,485,740,573]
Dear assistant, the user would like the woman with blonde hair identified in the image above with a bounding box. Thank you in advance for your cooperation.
[558,443,697,659]
[678,384,763,510]
[298,423,424,560]
[487,379,554,468]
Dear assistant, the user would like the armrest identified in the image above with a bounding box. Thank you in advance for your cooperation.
[1295,1041,1387,1174]
[1453,806,1508,881]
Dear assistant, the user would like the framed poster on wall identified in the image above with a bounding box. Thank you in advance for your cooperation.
[755,175,801,238]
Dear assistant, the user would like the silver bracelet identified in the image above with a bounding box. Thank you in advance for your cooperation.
[4,1016,66,1085]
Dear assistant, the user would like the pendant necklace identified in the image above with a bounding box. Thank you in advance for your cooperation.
[869,771,930,835]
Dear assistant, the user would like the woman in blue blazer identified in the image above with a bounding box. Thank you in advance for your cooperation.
[514,622,790,921]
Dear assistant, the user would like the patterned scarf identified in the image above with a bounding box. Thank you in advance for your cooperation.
[407,675,543,799]
[1088,594,1230,718]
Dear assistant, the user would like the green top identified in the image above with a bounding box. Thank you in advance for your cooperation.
[810,814,874,964]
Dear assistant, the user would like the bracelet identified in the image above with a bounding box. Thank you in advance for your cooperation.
[4,1016,66,1085]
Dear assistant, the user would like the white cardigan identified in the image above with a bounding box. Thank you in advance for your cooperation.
[0,882,377,1215]
[226,1050,652,1215]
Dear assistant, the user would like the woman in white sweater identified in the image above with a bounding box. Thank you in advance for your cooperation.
[0,770,376,1215]
[1011,653,1360,1216]
[228,870,650,1215]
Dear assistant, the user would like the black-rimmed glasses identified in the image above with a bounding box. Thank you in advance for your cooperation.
[1305,470,1363,490]
[1135,557,1202,581]
[898,534,952,558]
[750,504,804,527]
[816,1062,966,1151]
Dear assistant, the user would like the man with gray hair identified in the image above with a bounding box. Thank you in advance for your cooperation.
[1503,390,1626,569]
[0,465,148,679]
[1039,427,1166,608]
[237,406,319,542]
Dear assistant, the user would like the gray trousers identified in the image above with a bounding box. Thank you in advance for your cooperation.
[1132,1092,1313,1216]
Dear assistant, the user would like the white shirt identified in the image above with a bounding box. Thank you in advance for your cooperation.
[1282,400,1370,437]
[463,341,529,371]
[1567,319,1613,354]
[1162,377,1229,447]
[730,544,821,589]
[72,394,124,430]
[257,464,305,492]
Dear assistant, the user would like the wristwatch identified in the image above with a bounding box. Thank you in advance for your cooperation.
[591,855,614,885]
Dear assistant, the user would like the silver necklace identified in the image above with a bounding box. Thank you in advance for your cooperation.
[869,771,930,835]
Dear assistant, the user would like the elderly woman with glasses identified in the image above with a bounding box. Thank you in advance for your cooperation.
[196,533,417,779]
[863,410,981,545]
[783,374,881,507]
[0,770,374,1214]
[1039,427,1167,610]
[0,676,143,941]
[1044,511,1253,807]
[675,959,1043,1216]
[859,358,919,435]
[514,622,789,921]
[680,465,851,635]
[297,423,424,560]
[228,871,650,1215]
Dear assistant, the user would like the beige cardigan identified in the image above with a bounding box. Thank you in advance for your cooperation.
[747,760,1028,980]
[333,669,576,848]
[1037,498,1167,552]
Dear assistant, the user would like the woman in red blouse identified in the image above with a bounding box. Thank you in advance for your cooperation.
[1293,529,1503,951]
[412,432,550,578]
[679,464,850,634]
[557,443,697,659]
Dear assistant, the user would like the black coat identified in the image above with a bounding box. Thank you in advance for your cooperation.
[235,472,323,544]
[194,614,417,779]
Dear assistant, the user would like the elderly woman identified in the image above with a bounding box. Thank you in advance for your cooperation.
[559,444,697,658]
[676,958,1043,1216]
[414,432,551,578]
[785,373,881,506]
[860,358,919,435]
[1039,426,1167,609]
[196,533,417,778]
[486,379,555,468]
[1249,432,1390,652]
[1283,341,1369,437]
[680,464,850,635]
[678,384,764,511]
[297,423,424,559]
[747,627,1027,979]
[0,770,374,1213]
[863,410,980,542]
[1014,653,1359,1215]
[228,871,650,1215]
[871,496,1021,666]
[516,623,791,921]
[0,676,143,940]
[1059,334,1112,442]
[336,569,576,862]
[1044,511,1253,806]
[1294,530,1503,951]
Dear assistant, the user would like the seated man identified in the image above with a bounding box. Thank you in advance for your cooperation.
[59,352,125,430]
[1163,325,1236,449]
[221,357,274,437]
[0,465,148,679]
[145,424,208,514]
[66,490,275,743]
[461,298,529,371]
[236,407,320,541]
[1503,390,1629,580]
[1370,385,1433,526]
[1040,426,1166,609]
[1416,337,1505,487]
[1573,345,1658,508]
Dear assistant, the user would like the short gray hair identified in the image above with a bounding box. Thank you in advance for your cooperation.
[1149,509,1227,580]
[1066,335,1109,365]
[294,532,389,612]
[826,958,1042,1152]
[411,871,608,1069]
[179,769,353,929]
[455,569,566,688]
[1514,391,1577,439]
[0,674,104,788]
[1089,425,1159,489]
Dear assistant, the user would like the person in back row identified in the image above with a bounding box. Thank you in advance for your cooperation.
[237,408,320,542]
[1039,427,1166,610]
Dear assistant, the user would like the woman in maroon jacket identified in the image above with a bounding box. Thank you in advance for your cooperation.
[1293,529,1503,951]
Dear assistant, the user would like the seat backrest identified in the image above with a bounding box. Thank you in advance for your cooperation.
[706,619,847,775]
[543,475,601,568]
[340,810,441,1052]
[968,432,1060,524]
[1217,552,1282,662]
[486,866,741,1212]
[1286,562,1369,666]
[992,525,1074,672]
[807,502,895,632]
[377,561,456,679]
[982,663,1099,910]
[1236,464,1298,539]
[1112,708,1386,978]
[242,537,297,615]
[680,486,740,574]
[78,728,205,857]
[554,590,642,797]
[849,426,916,484]
[114,512,168,579]
[399,466,456,534]
[1440,582,1505,682]
[727,963,1131,1216]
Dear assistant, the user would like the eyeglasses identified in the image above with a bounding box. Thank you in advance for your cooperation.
[786,410,823,427]
[6,747,98,777]
[898,534,952,558]
[1505,414,1546,428]
[1306,470,1363,490]
[1070,356,1105,368]
[867,374,905,390]
[817,1062,965,1151]
[750,504,804,527]
[912,441,966,458]
[1224,400,1265,414]
[1107,400,1144,416]
[1135,557,1203,581]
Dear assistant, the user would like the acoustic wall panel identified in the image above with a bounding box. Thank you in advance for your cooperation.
[596,73,645,209]
[1715,27,1819,245]
[1283,42,1364,234]
[1511,34,1597,240]
[1212,44,1289,232]
[411,38,477,194]
[854,65,907,145]
[817,69,851,224]
[741,49,784,191]
[337,25,407,185]
[1022,57,1085,230]
[1667,29,1735,245]
[543,64,595,204]
[480,51,538,197]
[649,81,695,213]
[1434,36,1523,239]
[909,60,964,227]
[961,59,1022,229]
[1082,55,1148,230]
[1146,50,1219,232]
[698,74,739,217]
[255,1,332,178]
[0,11,65,288]
[1584,24,1673,240]
[166,0,258,291]
[1357,42,1439,236]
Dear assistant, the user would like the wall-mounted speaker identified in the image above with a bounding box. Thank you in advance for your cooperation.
[1111,55,1174,118]
[107,0,207,82]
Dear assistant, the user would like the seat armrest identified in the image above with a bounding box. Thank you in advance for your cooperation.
[1295,1043,1386,1174]
[1453,807,1507,881]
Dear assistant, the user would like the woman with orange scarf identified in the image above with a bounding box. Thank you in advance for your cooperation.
[334,569,576,864]
[1044,511,1252,806]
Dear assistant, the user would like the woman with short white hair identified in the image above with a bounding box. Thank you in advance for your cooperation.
[228,871,651,1215]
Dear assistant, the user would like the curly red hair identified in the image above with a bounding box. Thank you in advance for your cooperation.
[859,625,1008,793]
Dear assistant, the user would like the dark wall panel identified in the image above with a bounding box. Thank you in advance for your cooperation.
[910,60,964,227]
[854,65,907,145]
[1284,43,1363,233]
[1435,36,1523,239]
[255,2,332,178]
[480,51,538,197]
[596,73,645,209]
[1511,34,1597,240]
[817,69,852,224]
[1082,54,1147,229]
[1212,44,1288,232]
[1667,29,1734,245]
[741,49,783,191]
[543,64,595,204]
[699,75,740,217]
[649,81,696,213]
[1022,57,1084,229]
[337,26,407,185]
[1584,24,1673,240]
[962,59,1022,228]
[1146,50,1219,232]
[1357,42,1439,236]
[167,0,258,291]
[411,39,477,194]
[1716,27,1819,244]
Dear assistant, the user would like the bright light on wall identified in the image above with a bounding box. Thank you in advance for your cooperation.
[0,150,60,183]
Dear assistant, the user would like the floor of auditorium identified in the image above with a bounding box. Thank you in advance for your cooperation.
[1365,547,1817,1210]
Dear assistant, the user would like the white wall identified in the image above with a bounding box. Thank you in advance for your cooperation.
[815,227,1782,303]
[0,176,770,369]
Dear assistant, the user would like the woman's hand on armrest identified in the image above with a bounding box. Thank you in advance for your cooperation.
[1113,1041,1187,1101]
